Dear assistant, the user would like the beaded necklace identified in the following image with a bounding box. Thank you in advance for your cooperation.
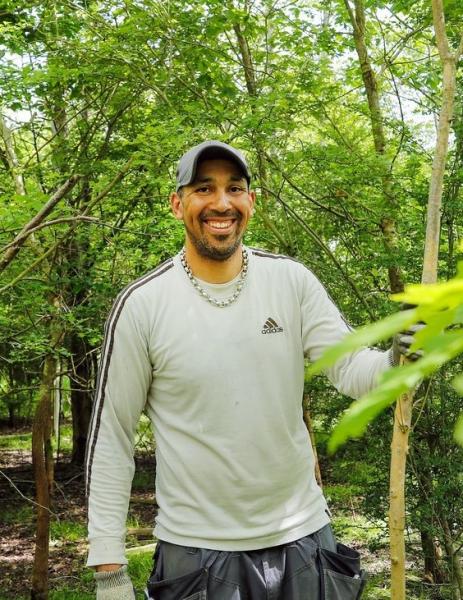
[180,247,248,308]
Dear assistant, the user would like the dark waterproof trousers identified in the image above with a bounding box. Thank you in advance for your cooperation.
[145,524,367,600]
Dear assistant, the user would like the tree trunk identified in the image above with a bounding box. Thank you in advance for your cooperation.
[388,385,413,599]
[0,111,26,196]
[8,403,16,428]
[302,394,323,488]
[31,303,63,599]
[342,3,410,597]
[343,0,403,295]
[441,516,463,599]
[420,529,445,584]
[422,1,463,285]
[69,334,94,466]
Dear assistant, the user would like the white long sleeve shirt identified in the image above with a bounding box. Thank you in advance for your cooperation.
[85,248,390,566]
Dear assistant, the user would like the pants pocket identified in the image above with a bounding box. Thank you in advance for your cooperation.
[146,566,208,600]
[319,543,367,600]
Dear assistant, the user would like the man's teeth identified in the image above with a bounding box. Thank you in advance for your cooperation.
[208,221,232,229]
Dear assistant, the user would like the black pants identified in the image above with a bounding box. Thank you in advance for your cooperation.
[145,524,367,599]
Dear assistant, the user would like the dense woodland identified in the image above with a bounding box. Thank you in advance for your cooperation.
[0,0,462,598]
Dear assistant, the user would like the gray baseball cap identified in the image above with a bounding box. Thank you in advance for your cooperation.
[176,140,251,191]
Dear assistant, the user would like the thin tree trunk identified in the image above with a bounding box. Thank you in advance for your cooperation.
[69,334,94,466]
[388,385,413,599]
[420,529,445,584]
[418,7,463,593]
[343,4,409,596]
[8,403,16,428]
[31,301,63,599]
[441,516,463,599]
[0,111,26,196]
[422,1,463,285]
[302,394,323,488]
[343,0,403,295]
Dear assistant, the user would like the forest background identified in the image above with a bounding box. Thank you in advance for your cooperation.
[0,0,462,598]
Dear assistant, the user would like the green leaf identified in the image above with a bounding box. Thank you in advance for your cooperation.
[453,374,463,395]
[392,280,463,308]
[328,333,463,453]
[306,309,419,378]
[454,415,463,446]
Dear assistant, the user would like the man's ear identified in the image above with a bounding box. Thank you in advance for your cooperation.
[170,192,184,220]
[249,190,256,213]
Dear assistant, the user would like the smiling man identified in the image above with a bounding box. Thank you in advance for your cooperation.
[86,141,398,600]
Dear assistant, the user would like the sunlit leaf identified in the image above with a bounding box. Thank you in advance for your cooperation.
[306,309,419,378]
[328,334,463,453]
[453,374,463,395]
[392,280,463,308]
[454,415,463,446]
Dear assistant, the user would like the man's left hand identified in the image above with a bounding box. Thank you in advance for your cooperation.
[391,322,425,366]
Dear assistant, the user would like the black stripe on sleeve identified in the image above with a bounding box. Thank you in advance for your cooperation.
[85,259,174,494]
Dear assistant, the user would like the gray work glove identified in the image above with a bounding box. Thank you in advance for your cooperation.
[95,565,136,600]
[391,322,425,366]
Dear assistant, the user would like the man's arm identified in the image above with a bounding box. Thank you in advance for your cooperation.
[86,290,152,568]
[300,268,390,398]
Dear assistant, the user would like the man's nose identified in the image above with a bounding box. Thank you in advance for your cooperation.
[213,189,232,210]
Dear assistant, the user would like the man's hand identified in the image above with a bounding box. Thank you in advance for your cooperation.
[391,322,425,366]
[94,565,135,599]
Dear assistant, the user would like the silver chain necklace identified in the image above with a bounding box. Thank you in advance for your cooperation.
[180,247,249,308]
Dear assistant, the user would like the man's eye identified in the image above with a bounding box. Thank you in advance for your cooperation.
[230,186,244,193]
[196,186,210,193]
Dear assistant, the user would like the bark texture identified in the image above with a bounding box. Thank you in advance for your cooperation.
[0,111,26,195]
[31,302,64,599]
[303,394,323,488]
[388,383,413,600]
[441,516,463,599]
[69,334,94,466]
[344,0,404,295]
[422,0,463,285]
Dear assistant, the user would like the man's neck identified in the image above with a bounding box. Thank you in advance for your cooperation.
[184,243,244,283]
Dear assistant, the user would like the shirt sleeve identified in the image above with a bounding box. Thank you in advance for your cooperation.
[85,291,152,567]
[300,267,391,399]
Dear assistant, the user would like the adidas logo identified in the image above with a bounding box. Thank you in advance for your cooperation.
[261,317,284,334]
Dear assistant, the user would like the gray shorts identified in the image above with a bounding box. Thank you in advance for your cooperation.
[145,524,366,599]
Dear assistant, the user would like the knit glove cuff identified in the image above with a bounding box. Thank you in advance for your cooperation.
[95,565,135,599]
[391,322,425,366]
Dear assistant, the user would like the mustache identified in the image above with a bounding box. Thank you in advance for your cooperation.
[200,210,240,219]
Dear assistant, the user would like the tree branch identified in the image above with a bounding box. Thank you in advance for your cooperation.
[431,0,451,60]
[0,216,98,253]
[0,175,80,274]
[0,155,136,294]
[262,185,375,319]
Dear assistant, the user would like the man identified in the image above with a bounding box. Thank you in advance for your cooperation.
[87,140,408,599]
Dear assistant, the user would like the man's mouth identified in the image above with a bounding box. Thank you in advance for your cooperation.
[202,218,237,233]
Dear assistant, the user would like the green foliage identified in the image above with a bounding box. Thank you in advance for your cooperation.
[0,431,31,449]
[50,520,87,543]
[308,260,463,452]
[1,0,463,594]
[0,504,33,526]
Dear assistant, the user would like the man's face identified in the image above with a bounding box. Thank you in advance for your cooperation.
[171,159,255,261]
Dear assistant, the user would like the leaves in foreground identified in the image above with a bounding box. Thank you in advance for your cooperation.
[307,261,463,453]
